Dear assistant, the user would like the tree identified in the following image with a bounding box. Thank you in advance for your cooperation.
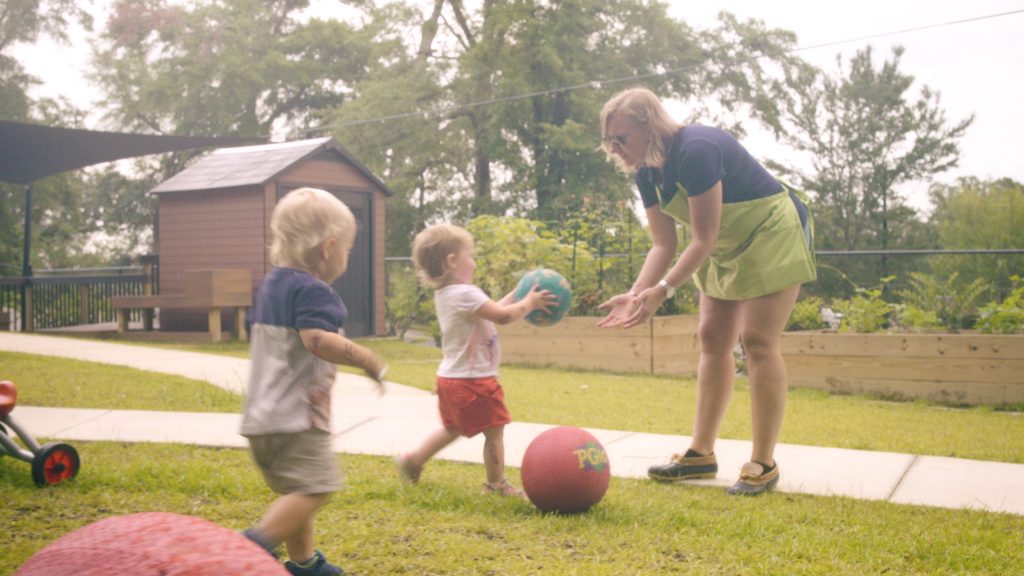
[84,0,410,263]
[769,46,973,254]
[929,177,1024,298]
[0,0,91,121]
[0,0,92,274]
[763,46,973,297]
[329,1,805,255]
[92,0,381,178]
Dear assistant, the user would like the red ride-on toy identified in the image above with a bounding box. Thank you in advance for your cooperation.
[0,380,80,487]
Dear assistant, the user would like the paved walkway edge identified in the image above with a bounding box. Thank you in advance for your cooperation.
[2,332,1023,516]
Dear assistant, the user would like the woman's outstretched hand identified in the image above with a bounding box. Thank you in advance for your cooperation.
[597,292,640,328]
[598,288,666,329]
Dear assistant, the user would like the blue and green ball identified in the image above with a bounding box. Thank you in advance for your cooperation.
[514,268,572,326]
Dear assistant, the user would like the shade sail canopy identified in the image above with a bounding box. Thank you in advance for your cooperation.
[0,120,264,185]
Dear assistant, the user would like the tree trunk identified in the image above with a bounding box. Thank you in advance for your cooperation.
[469,111,492,216]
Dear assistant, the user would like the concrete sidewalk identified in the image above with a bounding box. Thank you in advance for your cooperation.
[2,332,1022,515]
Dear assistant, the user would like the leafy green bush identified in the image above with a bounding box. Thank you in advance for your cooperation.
[896,271,990,332]
[788,295,826,331]
[385,263,437,341]
[468,215,596,305]
[831,282,894,333]
[892,303,944,332]
[977,275,1024,334]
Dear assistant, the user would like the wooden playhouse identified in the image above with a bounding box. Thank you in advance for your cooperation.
[144,137,392,338]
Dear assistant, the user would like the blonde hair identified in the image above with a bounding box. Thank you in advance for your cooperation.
[411,224,473,288]
[270,187,356,269]
[600,87,682,173]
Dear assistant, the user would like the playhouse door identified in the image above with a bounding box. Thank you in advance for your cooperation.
[277,184,374,337]
[329,188,373,337]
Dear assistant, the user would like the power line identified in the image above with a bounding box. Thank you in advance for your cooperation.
[316,8,1024,132]
[792,9,1024,54]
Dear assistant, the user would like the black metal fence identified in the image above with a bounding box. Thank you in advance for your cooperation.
[1,249,1018,334]
[385,247,1024,310]
[0,263,156,331]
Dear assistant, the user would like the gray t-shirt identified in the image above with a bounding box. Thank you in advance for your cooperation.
[241,267,347,436]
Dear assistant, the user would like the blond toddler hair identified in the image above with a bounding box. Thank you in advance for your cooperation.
[411,224,473,288]
[270,187,356,269]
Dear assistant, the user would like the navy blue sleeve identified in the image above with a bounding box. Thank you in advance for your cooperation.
[294,282,347,332]
[678,139,724,197]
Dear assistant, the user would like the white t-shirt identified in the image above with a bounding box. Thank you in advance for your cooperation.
[435,284,500,378]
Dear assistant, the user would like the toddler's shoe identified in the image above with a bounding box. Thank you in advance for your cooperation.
[395,454,422,484]
[284,549,344,576]
[647,449,718,481]
[482,480,527,500]
[726,461,780,496]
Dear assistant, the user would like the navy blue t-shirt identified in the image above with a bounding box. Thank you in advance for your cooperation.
[636,125,781,209]
[248,267,347,333]
[241,267,348,435]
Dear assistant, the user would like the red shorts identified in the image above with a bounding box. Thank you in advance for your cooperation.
[436,376,511,438]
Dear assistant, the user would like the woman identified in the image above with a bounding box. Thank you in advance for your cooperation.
[597,87,816,495]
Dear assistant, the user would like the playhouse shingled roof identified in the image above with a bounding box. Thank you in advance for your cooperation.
[150,137,392,195]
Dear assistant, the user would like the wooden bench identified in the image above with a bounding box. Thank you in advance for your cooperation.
[112,269,253,342]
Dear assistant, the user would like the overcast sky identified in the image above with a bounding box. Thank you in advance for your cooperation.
[11,1,1024,213]
[673,1,1024,212]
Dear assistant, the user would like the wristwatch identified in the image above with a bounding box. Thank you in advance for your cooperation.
[657,279,676,298]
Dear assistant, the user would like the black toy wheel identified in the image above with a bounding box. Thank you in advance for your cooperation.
[32,442,80,487]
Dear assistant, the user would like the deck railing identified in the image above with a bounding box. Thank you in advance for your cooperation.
[0,258,157,332]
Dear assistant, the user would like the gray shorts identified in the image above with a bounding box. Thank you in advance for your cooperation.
[247,429,342,495]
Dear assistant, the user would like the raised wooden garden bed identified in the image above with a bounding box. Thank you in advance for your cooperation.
[498,316,1024,405]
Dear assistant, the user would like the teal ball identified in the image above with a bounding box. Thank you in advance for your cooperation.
[514,269,572,326]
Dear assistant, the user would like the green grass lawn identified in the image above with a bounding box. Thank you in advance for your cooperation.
[1,336,1022,573]
[1,442,1021,575]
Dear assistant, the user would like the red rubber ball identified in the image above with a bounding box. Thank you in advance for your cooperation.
[521,426,611,513]
[15,512,288,575]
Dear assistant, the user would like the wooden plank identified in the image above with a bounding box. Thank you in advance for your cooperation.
[112,296,249,309]
[207,308,222,343]
[497,317,636,339]
[501,335,651,363]
[652,315,700,377]
[281,161,374,187]
[781,332,1024,360]
[652,314,699,336]
[113,270,252,308]
[652,354,699,376]
[788,376,1024,405]
[112,295,187,308]
[499,317,655,373]
[502,351,651,373]
[783,355,1024,385]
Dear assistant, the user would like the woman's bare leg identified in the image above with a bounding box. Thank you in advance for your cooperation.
[738,285,801,466]
[689,293,742,455]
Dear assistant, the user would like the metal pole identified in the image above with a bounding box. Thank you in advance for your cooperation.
[20,184,32,331]
[627,208,633,279]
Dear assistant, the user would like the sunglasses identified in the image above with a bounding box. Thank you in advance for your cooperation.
[601,134,628,147]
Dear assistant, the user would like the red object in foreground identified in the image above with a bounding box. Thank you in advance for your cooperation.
[16,512,289,576]
[521,425,611,513]
[0,379,81,486]
[0,380,16,417]
[32,443,80,486]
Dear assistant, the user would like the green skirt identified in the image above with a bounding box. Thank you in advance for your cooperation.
[658,183,816,300]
